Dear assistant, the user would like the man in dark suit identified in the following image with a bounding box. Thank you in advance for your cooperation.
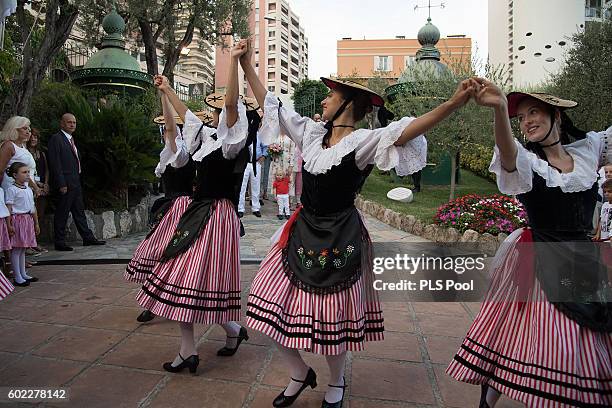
[47,113,105,251]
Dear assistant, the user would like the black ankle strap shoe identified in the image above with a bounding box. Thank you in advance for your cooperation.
[273,367,317,407]
[321,376,346,408]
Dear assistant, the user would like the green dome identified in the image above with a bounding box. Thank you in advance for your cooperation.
[417,17,440,46]
[73,4,152,94]
[102,7,125,35]
[83,48,141,71]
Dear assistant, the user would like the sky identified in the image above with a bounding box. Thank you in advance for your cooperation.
[287,0,489,79]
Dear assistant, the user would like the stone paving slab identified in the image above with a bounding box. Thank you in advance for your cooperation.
[0,263,524,408]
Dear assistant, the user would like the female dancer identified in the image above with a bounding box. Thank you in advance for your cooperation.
[135,40,254,372]
[125,91,194,323]
[237,40,473,407]
[447,78,612,407]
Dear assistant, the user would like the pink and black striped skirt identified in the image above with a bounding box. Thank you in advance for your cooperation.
[446,228,612,406]
[246,217,384,355]
[125,196,191,284]
[135,199,241,324]
[0,271,13,300]
[0,218,12,251]
[10,214,36,248]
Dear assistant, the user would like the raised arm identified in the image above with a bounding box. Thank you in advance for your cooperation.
[471,77,517,171]
[161,93,178,154]
[154,75,188,122]
[394,79,474,145]
[225,40,248,128]
[238,39,267,112]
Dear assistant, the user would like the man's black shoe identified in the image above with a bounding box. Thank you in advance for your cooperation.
[83,239,106,246]
[253,211,262,217]
[55,244,73,251]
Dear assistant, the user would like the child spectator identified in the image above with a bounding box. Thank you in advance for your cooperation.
[273,170,291,220]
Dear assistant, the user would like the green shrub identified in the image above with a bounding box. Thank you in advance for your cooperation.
[29,82,161,210]
[460,143,496,182]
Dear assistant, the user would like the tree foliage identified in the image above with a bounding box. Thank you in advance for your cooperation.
[548,21,612,132]
[388,58,510,199]
[78,0,252,82]
[291,78,328,118]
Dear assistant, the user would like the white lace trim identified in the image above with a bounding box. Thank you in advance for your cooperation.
[374,116,427,175]
[489,133,601,195]
[259,92,280,146]
[218,101,248,146]
[301,124,365,175]
[154,133,188,177]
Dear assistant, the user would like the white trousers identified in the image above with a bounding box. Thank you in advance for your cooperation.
[277,194,290,215]
[238,163,261,212]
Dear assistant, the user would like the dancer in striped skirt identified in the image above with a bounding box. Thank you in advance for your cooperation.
[237,39,474,407]
[446,79,612,407]
[126,91,195,323]
[0,186,13,300]
[135,40,257,373]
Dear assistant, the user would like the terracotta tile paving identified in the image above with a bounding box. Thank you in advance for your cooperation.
[0,260,524,408]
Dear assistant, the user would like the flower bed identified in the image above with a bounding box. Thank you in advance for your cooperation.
[434,194,528,235]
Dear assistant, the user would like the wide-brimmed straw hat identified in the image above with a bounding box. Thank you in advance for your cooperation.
[205,92,225,109]
[153,111,213,126]
[321,77,385,107]
[242,96,259,112]
[506,92,577,118]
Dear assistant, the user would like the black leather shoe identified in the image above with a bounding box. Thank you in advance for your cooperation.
[238,212,244,218]
[13,280,30,287]
[83,239,106,246]
[273,367,317,407]
[285,214,290,220]
[217,327,249,356]
[163,354,199,374]
[136,310,155,323]
[253,211,262,217]
[25,276,39,283]
[321,376,346,408]
[277,215,284,220]
[54,244,73,251]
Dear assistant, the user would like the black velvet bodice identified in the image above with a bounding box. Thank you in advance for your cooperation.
[517,172,598,234]
[301,151,373,215]
[192,142,250,206]
[161,158,196,198]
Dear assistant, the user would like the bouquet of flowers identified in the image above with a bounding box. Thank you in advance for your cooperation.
[434,193,528,235]
[267,143,283,159]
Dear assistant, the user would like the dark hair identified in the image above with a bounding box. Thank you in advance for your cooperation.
[525,105,587,161]
[26,128,41,153]
[335,85,373,122]
[6,161,28,178]
[602,179,612,192]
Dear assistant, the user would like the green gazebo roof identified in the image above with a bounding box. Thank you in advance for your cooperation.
[72,5,152,93]
[385,17,450,102]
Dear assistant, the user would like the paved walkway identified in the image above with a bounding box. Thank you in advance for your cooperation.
[1,199,522,407]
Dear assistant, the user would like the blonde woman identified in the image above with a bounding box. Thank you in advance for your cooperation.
[0,117,40,197]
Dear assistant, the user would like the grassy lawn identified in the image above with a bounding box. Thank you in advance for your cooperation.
[360,168,499,223]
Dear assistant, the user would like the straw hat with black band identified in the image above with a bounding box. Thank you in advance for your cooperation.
[506,91,579,148]
[320,77,387,132]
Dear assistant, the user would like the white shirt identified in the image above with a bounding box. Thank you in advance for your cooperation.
[0,188,9,218]
[600,202,612,240]
[258,91,427,176]
[61,130,78,155]
[5,183,35,215]
[1,142,37,191]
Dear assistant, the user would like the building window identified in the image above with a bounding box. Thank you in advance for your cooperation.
[374,56,393,72]
[268,86,275,91]
[269,30,275,37]
[268,58,275,65]
[404,55,416,67]
[268,72,275,80]
[268,3,276,11]
[269,44,276,51]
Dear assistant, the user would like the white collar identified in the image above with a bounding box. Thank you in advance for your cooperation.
[61,130,73,140]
